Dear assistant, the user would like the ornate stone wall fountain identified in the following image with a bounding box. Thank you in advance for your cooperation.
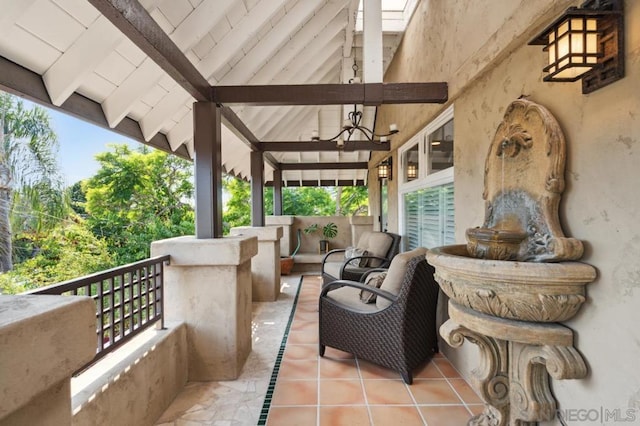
[426,99,596,425]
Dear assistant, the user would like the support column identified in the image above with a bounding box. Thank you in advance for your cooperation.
[362,0,383,83]
[0,296,95,425]
[350,215,374,245]
[193,102,223,238]
[151,235,258,381]
[251,150,265,227]
[230,226,283,301]
[266,215,295,256]
[273,168,283,216]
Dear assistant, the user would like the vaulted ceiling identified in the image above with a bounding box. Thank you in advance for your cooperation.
[0,0,418,185]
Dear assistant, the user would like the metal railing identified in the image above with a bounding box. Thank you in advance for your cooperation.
[27,255,170,373]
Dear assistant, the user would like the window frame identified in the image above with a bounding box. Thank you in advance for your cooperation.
[398,105,455,246]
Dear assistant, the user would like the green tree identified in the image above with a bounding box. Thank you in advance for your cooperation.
[222,175,251,234]
[337,186,369,215]
[264,186,336,216]
[83,144,194,264]
[68,180,87,216]
[0,219,113,294]
[0,93,67,272]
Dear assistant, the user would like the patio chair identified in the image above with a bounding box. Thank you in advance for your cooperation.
[321,231,401,285]
[319,247,439,384]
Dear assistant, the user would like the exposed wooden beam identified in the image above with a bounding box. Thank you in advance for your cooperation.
[88,0,210,102]
[260,141,390,152]
[219,107,279,170]
[266,179,366,187]
[279,162,368,170]
[212,82,448,106]
[0,55,189,160]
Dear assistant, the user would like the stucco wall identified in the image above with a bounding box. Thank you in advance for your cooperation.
[72,323,188,426]
[376,0,640,421]
[292,216,352,253]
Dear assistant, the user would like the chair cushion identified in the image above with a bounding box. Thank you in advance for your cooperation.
[376,247,428,309]
[345,247,368,267]
[360,232,393,267]
[326,286,381,312]
[359,272,387,303]
[323,261,343,280]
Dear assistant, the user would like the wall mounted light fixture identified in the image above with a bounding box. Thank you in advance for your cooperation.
[529,0,624,94]
[407,163,418,180]
[378,158,392,181]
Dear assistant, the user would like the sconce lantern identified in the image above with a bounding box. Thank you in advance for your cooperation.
[529,0,624,94]
[407,163,418,180]
[378,158,392,181]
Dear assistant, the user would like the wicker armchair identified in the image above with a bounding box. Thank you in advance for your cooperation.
[319,248,439,384]
[321,231,401,285]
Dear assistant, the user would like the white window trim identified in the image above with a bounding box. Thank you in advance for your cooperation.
[398,104,455,241]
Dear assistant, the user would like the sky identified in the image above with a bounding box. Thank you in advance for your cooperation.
[45,107,141,186]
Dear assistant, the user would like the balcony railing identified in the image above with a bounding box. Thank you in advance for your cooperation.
[27,255,170,373]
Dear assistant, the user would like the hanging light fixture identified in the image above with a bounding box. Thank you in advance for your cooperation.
[529,0,624,94]
[311,61,399,144]
[378,158,392,181]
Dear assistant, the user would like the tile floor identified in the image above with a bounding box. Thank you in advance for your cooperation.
[156,274,484,426]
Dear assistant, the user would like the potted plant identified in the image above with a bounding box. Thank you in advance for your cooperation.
[281,229,301,275]
[304,222,338,254]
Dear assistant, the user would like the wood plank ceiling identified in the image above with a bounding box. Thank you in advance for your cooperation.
[0,0,417,186]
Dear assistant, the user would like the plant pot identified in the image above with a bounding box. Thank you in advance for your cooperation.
[319,240,329,254]
[280,256,294,275]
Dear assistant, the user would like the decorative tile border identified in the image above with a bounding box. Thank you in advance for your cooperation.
[257,276,304,426]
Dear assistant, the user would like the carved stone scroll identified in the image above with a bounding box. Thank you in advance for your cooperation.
[441,302,588,425]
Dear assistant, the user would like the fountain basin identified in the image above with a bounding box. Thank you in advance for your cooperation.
[466,227,527,260]
[426,245,597,322]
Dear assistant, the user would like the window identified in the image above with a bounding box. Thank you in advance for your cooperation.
[403,183,454,250]
[399,106,455,250]
[401,143,420,183]
[428,118,453,174]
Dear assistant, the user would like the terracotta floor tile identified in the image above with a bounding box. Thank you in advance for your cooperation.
[321,346,355,360]
[294,310,319,322]
[449,378,483,404]
[369,406,424,426]
[278,358,318,379]
[363,380,413,405]
[297,295,319,305]
[295,302,319,313]
[434,358,462,378]
[419,405,472,425]
[284,344,318,361]
[272,380,318,406]
[267,406,317,425]
[319,379,366,405]
[409,379,462,404]
[288,329,319,344]
[358,360,403,380]
[319,358,360,379]
[291,318,319,332]
[414,361,443,379]
[320,406,370,426]
[467,404,486,416]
